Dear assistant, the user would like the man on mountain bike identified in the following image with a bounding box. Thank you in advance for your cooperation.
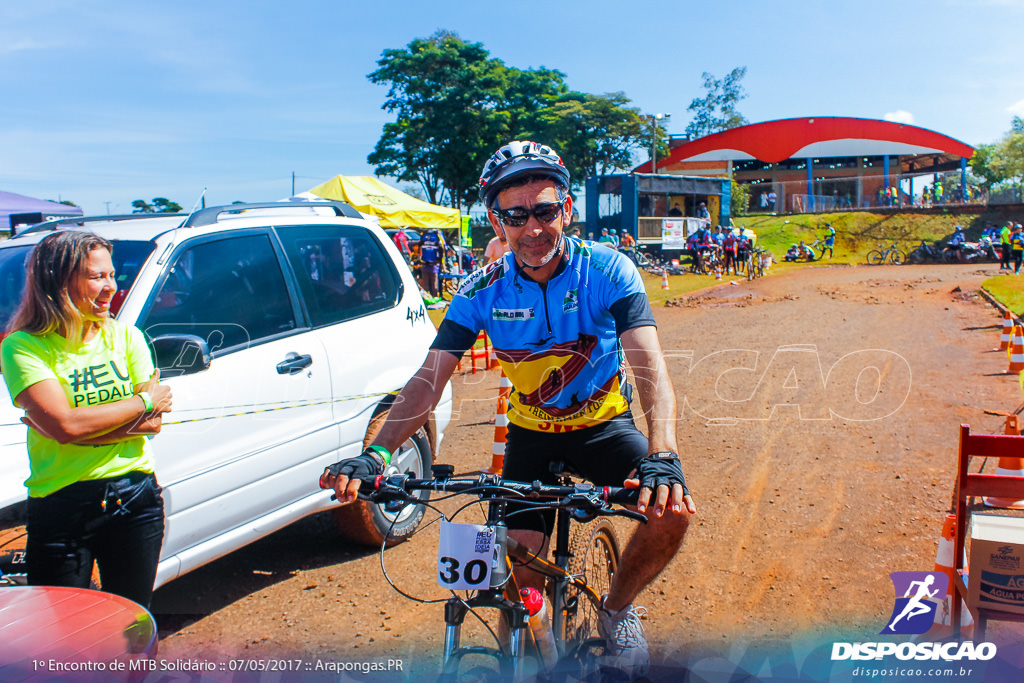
[321,140,694,678]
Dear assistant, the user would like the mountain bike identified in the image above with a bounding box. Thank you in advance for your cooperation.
[805,239,827,261]
[360,464,643,681]
[866,242,905,265]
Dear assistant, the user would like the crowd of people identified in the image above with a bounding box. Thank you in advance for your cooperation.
[685,223,755,274]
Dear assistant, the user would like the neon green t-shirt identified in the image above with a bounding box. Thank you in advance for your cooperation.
[1,319,156,498]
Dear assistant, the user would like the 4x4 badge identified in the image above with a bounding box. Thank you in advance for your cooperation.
[406,305,426,326]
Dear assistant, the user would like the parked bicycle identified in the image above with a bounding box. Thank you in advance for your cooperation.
[360,464,642,681]
[905,240,942,264]
[804,239,826,261]
[866,243,905,265]
[747,247,772,280]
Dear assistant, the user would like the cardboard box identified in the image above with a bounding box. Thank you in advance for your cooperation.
[968,512,1024,615]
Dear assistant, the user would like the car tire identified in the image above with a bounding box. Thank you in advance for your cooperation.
[332,410,432,547]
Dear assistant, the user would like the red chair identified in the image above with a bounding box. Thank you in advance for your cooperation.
[951,424,1024,639]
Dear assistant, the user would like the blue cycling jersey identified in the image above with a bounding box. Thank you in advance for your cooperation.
[443,237,649,432]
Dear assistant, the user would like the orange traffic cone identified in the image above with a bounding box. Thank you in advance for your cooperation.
[929,513,973,636]
[1008,326,1024,374]
[661,272,670,290]
[998,310,1014,351]
[983,414,1024,509]
[486,371,513,474]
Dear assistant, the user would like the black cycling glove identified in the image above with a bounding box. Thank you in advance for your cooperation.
[326,446,390,482]
[637,452,690,497]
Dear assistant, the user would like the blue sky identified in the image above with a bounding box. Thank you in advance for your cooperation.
[2,0,1023,215]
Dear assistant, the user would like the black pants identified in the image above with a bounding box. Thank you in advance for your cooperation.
[1014,250,1023,274]
[27,471,164,608]
[1002,245,1012,269]
[503,411,649,534]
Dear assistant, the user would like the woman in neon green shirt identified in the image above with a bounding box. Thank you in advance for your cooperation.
[1,231,172,608]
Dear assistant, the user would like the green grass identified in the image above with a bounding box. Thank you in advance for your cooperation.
[735,211,968,265]
[429,208,1024,312]
[982,274,1024,316]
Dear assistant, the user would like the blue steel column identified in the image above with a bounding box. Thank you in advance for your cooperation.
[585,175,598,238]
[719,178,731,226]
[960,158,968,202]
[622,174,637,239]
[883,156,890,206]
[806,159,814,212]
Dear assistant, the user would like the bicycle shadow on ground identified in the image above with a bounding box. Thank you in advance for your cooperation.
[150,510,375,637]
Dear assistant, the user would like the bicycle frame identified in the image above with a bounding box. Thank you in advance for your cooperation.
[368,471,636,680]
[440,488,605,679]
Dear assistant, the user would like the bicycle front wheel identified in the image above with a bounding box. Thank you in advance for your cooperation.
[560,519,620,656]
[889,249,905,265]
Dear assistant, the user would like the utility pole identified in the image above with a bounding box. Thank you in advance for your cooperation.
[292,172,296,196]
[649,113,671,174]
[104,201,111,215]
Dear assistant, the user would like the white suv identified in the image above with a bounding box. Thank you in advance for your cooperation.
[0,201,452,589]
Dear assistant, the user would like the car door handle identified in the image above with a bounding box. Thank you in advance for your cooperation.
[277,352,313,375]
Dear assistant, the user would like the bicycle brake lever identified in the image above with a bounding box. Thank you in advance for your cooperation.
[614,508,648,524]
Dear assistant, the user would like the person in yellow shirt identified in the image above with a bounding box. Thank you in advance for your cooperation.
[1,232,173,608]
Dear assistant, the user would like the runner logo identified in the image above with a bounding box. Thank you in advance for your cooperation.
[880,571,947,635]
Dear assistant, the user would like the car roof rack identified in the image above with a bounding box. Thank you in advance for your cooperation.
[180,201,362,228]
[14,213,184,238]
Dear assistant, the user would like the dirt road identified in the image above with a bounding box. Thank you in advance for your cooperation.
[152,262,1021,674]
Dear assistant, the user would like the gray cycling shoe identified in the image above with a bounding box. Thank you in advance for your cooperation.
[597,596,650,679]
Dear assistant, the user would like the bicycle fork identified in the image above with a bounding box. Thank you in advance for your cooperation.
[439,498,532,681]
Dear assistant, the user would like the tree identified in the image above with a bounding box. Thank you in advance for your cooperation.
[731,178,750,217]
[536,92,648,181]
[368,32,651,209]
[367,31,508,211]
[683,67,749,141]
[973,117,1024,197]
[132,197,182,213]
[969,143,1002,191]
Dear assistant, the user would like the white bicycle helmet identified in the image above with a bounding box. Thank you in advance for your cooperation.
[478,140,570,207]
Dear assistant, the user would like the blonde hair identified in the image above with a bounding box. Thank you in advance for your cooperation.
[9,231,114,344]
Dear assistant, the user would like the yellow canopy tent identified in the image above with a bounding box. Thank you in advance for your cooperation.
[308,175,460,230]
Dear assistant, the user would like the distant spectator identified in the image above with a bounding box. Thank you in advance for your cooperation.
[1000,221,1013,270]
[823,223,836,259]
[598,228,616,245]
[418,228,445,297]
[668,203,683,217]
[697,202,710,220]
[484,232,510,265]
[391,229,411,264]
[1013,224,1024,276]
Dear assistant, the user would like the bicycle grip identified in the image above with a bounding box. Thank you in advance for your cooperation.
[605,487,641,506]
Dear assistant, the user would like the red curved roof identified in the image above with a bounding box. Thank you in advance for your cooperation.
[640,117,974,171]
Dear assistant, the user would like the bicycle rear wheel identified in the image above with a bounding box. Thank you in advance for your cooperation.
[866,250,885,265]
[560,518,619,656]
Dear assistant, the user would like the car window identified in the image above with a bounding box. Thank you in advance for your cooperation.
[276,225,400,327]
[0,239,155,330]
[140,234,296,351]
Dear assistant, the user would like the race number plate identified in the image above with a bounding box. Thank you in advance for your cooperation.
[437,520,496,590]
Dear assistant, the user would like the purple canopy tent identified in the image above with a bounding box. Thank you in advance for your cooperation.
[1,190,83,233]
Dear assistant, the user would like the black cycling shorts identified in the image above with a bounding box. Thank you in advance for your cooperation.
[502,410,648,534]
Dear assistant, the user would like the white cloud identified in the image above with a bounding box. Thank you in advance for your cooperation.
[884,110,915,125]
[1008,99,1024,116]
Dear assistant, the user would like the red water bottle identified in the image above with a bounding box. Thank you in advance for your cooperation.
[520,587,558,668]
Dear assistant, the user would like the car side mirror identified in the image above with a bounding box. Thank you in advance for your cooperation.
[150,334,212,377]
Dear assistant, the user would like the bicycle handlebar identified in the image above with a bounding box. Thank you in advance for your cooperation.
[361,471,646,523]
